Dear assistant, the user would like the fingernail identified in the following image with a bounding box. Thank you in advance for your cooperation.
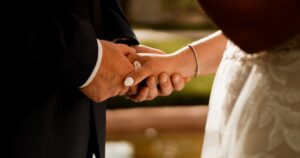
[133,61,142,70]
[124,77,135,87]
[161,77,168,83]
[173,76,180,83]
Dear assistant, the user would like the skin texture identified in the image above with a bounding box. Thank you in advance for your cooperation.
[80,41,187,103]
[81,40,135,102]
[197,0,300,53]
[127,45,188,102]
[126,31,228,87]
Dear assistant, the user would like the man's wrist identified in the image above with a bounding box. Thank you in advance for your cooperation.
[80,39,103,88]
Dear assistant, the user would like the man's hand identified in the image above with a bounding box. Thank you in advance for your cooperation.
[80,40,135,102]
[126,73,187,102]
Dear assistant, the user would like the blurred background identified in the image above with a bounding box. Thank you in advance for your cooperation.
[106,0,218,157]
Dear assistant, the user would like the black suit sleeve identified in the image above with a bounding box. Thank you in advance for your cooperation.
[24,0,99,87]
[14,0,138,88]
[99,0,139,45]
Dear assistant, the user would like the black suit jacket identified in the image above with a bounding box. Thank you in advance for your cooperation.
[5,0,138,158]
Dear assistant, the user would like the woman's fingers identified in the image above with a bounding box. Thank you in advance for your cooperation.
[134,45,165,54]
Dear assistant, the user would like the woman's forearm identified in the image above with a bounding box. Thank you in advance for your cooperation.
[173,31,228,77]
[125,31,228,86]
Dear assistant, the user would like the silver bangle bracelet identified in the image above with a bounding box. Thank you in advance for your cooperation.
[187,44,200,77]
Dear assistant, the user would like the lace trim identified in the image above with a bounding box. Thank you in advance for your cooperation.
[203,32,300,158]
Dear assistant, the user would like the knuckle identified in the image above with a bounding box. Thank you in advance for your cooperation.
[128,47,136,52]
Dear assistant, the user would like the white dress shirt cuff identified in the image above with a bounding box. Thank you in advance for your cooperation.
[80,39,103,88]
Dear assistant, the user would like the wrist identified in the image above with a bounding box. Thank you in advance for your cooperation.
[80,39,103,88]
[172,47,198,78]
[187,44,200,77]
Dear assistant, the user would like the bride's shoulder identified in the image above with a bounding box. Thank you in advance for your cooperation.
[197,0,300,53]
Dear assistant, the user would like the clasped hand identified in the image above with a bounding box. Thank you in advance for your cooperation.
[81,40,189,102]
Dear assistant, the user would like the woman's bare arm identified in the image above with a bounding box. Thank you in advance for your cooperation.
[124,31,228,86]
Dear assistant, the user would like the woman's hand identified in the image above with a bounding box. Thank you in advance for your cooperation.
[125,45,189,102]
[124,31,228,102]
[124,52,195,89]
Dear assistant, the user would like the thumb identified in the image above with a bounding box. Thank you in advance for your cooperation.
[124,66,151,87]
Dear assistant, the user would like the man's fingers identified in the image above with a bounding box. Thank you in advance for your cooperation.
[126,86,138,96]
[171,73,185,91]
[126,53,139,64]
[130,87,149,102]
[124,66,151,87]
[146,76,159,100]
[116,44,136,55]
[158,73,173,96]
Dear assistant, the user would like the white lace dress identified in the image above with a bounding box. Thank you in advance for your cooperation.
[202,34,300,158]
